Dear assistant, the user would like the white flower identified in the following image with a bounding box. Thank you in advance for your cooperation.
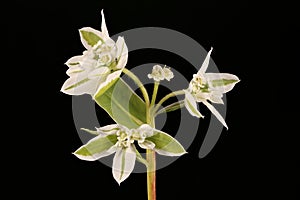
[74,124,186,184]
[184,48,240,129]
[148,65,174,82]
[163,66,174,81]
[61,10,128,97]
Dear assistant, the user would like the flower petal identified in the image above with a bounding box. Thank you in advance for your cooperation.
[101,10,109,39]
[202,100,228,130]
[97,124,120,135]
[79,27,104,49]
[205,73,240,93]
[112,145,136,185]
[61,72,100,95]
[138,124,154,137]
[65,55,83,67]
[209,92,224,104]
[184,90,204,118]
[87,67,110,79]
[115,36,128,70]
[66,66,84,76]
[138,140,155,149]
[198,47,213,75]
[73,134,118,161]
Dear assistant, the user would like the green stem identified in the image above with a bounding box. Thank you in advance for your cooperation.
[147,117,156,200]
[153,90,185,114]
[147,149,156,200]
[123,68,150,107]
[150,82,159,108]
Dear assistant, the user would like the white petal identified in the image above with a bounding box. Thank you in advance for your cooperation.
[66,66,84,76]
[138,140,155,150]
[209,92,224,104]
[138,124,154,137]
[93,70,122,98]
[112,146,136,185]
[202,101,228,130]
[205,73,240,93]
[154,148,187,157]
[61,73,99,95]
[115,36,128,70]
[74,145,117,161]
[194,92,210,102]
[87,67,110,79]
[65,55,83,67]
[198,47,213,75]
[153,65,163,71]
[101,10,109,39]
[97,124,120,135]
[184,90,204,118]
[79,27,104,50]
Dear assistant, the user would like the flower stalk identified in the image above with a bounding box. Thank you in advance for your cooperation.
[153,90,185,115]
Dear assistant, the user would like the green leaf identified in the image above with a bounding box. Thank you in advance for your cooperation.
[94,78,147,129]
[74,134,117,161]
[155,100,185,116]
[147,130,186,156]
[80,29,103,47]
[211,79,239,87]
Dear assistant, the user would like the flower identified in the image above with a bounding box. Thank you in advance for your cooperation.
[163,66,174,81]
[74,124,186,184]
[61,10,128,97]
[184,48,240,129]
[148,65,174,82]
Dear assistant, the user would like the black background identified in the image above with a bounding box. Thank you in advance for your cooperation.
[3,0,295,199]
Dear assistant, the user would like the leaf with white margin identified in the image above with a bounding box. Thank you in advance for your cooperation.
[146,130,187,156]
[94,78,147,129]
[73,134,117,161]
[80,128,99,135]
[184,90,203,118]
[202,100,228,130]
[205,73,240,93]
[198,47,213,74]
[112,145,136,185]
[79,27,104,49]
[61,72,100,95]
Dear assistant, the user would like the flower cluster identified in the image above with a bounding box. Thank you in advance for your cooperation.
[184,48,240,128]
[74,124,185,184]
[61,10,240,187]
[61,10,128,97]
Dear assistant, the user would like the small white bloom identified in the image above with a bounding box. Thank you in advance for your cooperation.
[61,10,128,97]
[148,65,174,82]
[148,65,164,82]
[184,48,240,129]
[163,66,174,81]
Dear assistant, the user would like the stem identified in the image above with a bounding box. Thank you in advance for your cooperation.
[147,117,156,200]
[147,149,156,200]
[153,90,185,114]
[150,82,159,108]
[123,68,150,107]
